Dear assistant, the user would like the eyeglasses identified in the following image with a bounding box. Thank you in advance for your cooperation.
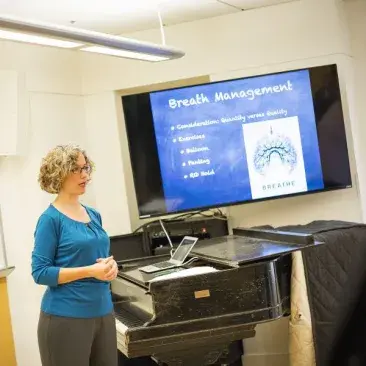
[71,165,92,175]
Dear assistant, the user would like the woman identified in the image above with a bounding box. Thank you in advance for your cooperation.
[31,144,118,366]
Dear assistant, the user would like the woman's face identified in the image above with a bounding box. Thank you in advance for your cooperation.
[61,153,91,196]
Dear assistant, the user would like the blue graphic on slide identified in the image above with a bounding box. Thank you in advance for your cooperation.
[150,70,324,213]
[253,128,298,175]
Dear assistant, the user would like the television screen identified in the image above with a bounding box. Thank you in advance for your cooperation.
[122,64,352,218]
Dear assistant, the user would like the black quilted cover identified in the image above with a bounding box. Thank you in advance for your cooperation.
[264,220,366,366]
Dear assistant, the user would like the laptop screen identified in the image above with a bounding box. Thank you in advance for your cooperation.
[171,237,197,262]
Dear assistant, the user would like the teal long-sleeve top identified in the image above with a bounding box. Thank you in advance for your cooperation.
[31,204,113,318]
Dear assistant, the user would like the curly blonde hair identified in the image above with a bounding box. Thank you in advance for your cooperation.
[38,144,94,194]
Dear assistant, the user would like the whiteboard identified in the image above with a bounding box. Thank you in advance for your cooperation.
[0,206,8,270]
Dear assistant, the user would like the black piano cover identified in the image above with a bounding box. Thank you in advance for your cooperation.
[263,220,366,366]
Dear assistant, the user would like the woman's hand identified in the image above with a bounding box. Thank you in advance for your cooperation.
[90,256,118,281]
[97,256,118,281]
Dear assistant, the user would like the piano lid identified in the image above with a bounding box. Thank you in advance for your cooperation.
[190,228,324,267]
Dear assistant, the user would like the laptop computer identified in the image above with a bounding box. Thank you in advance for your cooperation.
[139,236,198,274]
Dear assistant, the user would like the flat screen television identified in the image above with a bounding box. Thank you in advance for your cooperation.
[122,64,352,218]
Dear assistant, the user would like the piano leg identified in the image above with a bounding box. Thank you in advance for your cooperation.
[213,340,244,365]
[118,351,157,365]
[151,343,242,366]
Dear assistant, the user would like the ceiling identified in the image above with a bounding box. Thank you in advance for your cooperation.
[0,0,296,35]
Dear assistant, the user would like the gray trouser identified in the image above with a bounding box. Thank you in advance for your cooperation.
[37,311,118,366]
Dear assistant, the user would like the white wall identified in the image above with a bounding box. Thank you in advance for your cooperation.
[0,0,365,365]
[345,0,366,217]
[84,92,131,235]
[0,42,93,366]
[82,0,352,93]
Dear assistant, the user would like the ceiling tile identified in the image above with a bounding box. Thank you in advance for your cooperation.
[0,0,297,34]
[0,0,158,28]
[159,0,239,26]
[0,0,238,33]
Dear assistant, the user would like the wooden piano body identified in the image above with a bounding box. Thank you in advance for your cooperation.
[111,228,323,366]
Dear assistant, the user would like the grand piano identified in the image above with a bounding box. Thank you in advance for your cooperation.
[112,227,323,366]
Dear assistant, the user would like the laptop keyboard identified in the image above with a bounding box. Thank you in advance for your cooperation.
[153,261,173,269]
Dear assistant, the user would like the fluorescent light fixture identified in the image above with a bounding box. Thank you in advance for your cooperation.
[81,46,169,62]
[0,29,82,48]
[0,14,185,62]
